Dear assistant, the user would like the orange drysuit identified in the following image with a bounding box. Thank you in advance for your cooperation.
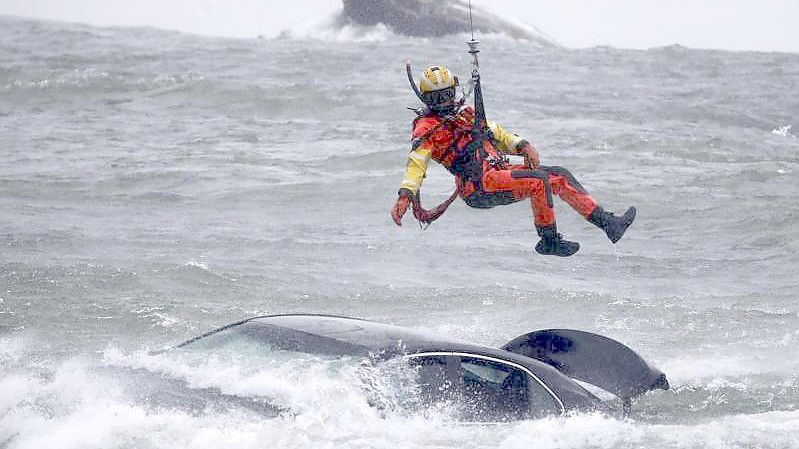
[398,107,598,227]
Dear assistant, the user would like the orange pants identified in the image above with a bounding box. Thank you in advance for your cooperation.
[459,164,598,227]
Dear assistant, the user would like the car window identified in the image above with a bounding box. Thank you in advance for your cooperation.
[459,357,530,421]
[524,371,562,417]
[463,356,562,419]
[462,359,514,385]
[413,355,452,403]
[408,354,561,421]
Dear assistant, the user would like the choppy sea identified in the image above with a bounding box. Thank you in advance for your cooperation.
[1,15,798,449]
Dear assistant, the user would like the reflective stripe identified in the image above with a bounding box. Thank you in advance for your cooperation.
[401,180,420,188]
[410,152,430,162]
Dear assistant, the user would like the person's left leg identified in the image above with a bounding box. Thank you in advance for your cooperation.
[545,166,636,243]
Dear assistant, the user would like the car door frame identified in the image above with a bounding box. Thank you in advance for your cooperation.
[405,351,566,415]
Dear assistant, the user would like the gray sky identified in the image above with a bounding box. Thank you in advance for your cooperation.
[1,0,797,52]
[481,0,799,52]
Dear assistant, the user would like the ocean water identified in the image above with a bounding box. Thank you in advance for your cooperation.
[1,15,799,449]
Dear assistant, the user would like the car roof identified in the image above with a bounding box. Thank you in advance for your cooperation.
[252,313,469,353]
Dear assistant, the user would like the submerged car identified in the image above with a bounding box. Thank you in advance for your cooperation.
[175,314,669,420]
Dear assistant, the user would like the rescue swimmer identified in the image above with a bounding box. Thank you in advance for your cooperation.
[390,64,637,257]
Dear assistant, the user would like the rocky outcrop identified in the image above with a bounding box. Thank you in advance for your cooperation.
[338,0,555,45]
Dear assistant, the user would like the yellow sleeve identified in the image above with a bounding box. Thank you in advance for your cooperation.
[398,145,432,196]
[488,121,525,155]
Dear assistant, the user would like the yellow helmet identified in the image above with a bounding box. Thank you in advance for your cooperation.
[419,65,459,113]
[419,65,458,94]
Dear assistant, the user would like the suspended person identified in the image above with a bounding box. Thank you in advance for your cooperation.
[390,65,636,257]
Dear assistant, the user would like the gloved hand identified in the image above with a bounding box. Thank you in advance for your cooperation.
[519,142,540,168]
[391,195,410,226]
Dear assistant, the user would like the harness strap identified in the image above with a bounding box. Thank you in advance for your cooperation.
[511,168,555,207]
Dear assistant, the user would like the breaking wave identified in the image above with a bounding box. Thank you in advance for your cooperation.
[2,336,798,449]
